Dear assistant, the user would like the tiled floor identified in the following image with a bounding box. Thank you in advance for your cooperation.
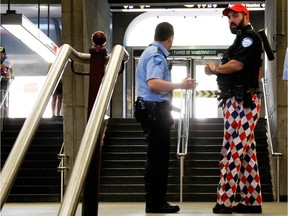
[1,202,287,216]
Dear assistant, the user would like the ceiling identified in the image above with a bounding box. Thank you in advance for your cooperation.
[108,0,265,10]
[107,0,264,3]
[0,1,265,18]
[0,4,61,19]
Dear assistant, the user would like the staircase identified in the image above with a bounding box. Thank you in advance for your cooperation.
[0,117,272,202]
[99,117,273,202]
[0,118,63,202]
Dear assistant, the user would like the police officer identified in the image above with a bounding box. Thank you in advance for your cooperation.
[205,4,263,214]
[135,22,197,213]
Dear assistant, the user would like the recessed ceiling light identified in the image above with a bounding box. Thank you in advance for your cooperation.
[184,5,194,8]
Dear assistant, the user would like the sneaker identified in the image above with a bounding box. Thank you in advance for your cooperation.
[145,202,180,213]
[233,203,262,213]
[212,203,233,214]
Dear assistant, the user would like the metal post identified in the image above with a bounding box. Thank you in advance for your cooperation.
[82,31,107,216]
[180,157,184,202]
[276,156,280,202]
[274,153,282,202]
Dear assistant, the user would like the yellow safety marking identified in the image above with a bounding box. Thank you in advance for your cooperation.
[173,90,217,98]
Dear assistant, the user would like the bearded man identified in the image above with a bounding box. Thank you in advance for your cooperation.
[205,4,263,214]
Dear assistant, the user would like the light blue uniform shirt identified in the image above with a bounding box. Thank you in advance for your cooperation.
[283,47,288,81]
[136,42,172,102]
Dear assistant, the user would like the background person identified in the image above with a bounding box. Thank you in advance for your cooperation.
[51,79,63,118]
[1,46,14,117]
[47,63,63,118]
[204,4,263,214]
[134,22,197,214]
[283,47,288,88]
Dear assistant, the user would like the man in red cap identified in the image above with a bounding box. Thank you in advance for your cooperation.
[205,4,263,214]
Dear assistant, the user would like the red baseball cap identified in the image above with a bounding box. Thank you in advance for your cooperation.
[222,4,250,18]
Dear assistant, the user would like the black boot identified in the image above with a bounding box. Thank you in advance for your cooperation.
[212,203,233,214]
[146,202,180,213]
[233,203,262,213]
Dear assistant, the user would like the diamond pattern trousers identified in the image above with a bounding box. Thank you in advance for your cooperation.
[217,94,262,207]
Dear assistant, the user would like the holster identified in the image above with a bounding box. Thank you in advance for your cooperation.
[134,98,156,122]
[134,97,173,126]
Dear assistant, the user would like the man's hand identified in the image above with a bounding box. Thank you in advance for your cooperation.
[204,63,218,76]
[181,76,197,89]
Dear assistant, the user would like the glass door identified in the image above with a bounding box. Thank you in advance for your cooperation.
[170,59,191,119]
[133,58,222,119]
[193,59,221,118]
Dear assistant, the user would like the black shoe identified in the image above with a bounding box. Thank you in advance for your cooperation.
[233,203,262,213]
[145,202,180,213]
[212,203,233,214]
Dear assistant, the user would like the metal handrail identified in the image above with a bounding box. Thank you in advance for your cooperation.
[176,89,192,202]
[261,77,282,202]
[58,45,128,216]
[57,142,67,202]
[0,78,13,131]
[0,44,91,209]
[0,78,13,110]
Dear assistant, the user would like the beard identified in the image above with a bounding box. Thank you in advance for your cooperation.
[229,18,245,34]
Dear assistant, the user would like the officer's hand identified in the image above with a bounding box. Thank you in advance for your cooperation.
[182,76,197,89]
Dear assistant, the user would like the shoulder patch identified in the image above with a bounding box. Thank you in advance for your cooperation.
[242,37,253,48]
[153,55,164,65]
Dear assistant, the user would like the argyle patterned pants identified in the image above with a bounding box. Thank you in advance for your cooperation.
[217,94,262,207]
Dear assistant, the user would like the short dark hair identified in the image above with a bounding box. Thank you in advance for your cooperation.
[154,22,174,41]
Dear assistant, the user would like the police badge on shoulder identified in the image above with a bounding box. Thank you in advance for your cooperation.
[242,37,253,48]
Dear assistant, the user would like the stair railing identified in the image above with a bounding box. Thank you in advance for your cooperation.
[0,44,90,209]
[261,77,283,202]
[58,45,128,216]
[57,142,67,202]
[176,89,193,202]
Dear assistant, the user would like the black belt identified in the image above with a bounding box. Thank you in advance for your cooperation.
[134,97,172,123]
[137,97,171,110]
[217,85,261,108]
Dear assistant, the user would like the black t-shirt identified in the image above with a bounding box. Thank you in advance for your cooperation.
[217,25,263,89]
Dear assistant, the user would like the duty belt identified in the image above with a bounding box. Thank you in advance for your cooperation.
[217,85,261,108]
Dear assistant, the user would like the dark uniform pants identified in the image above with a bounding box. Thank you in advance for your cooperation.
[217,94,262,207]
[138,102,173,207]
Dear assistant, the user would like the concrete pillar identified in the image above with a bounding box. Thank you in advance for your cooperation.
[266,0,287,201]
[276,0,287,200]
[61,0,87,183]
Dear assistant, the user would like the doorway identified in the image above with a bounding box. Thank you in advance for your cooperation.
[132,56,222,119]
[193,59,222,118]
[170,58,222,118]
